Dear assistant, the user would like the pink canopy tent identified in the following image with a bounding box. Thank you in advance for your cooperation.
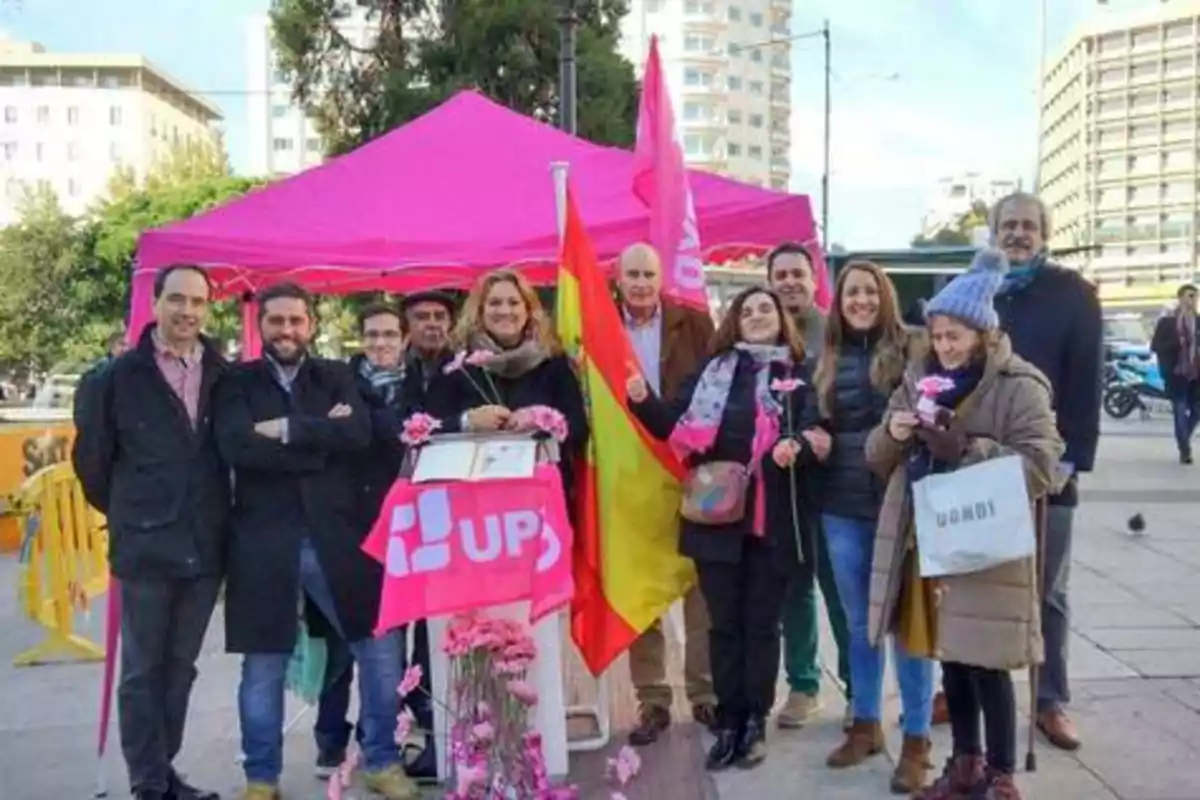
[132,91,819,321]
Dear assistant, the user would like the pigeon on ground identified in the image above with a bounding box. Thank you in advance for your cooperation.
[1127,512,1146,538]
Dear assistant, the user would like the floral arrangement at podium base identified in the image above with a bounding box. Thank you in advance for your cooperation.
[387,612,640,800]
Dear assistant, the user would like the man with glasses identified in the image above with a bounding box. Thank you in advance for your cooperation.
[1152,283,1200,464]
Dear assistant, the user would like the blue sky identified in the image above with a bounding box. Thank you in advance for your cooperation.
[2,0,1106,248]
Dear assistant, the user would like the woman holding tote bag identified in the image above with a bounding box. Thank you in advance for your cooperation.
[865,248,1064,800]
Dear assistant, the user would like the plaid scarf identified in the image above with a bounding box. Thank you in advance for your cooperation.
[357,358,405,406]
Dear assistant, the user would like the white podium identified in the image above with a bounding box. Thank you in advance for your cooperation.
[426,603,570,782]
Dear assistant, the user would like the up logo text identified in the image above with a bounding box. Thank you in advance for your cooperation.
[935,499,997,529]
[385,487,562,577]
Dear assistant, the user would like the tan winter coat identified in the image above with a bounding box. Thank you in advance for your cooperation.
[863,333,1064,670]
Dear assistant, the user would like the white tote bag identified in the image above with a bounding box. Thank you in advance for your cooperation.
[912,454,1036,578]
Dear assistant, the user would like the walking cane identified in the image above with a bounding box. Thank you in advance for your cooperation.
[1025,496,1048,773]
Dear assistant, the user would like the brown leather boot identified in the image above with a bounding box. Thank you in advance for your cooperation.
[890,735,932,794]
[826,719,885,768]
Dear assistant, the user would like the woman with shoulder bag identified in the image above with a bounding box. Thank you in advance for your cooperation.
[865,249,1064,800]
[625,286,816,772]
[805,260,937,794]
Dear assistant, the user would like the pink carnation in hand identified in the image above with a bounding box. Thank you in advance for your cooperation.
[397,663,423,697]
[770,377,805,394]
[516,404,569,442]
[916,375,955,398]
[400,413,441,446]
[442,350,467,375]
[465,349,493,368]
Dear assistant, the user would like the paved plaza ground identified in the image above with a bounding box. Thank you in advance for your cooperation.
[0,417,1197,799]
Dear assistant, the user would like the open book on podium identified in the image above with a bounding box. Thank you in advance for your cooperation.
[402,431,560,484]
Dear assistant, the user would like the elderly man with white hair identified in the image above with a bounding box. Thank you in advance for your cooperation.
[989,191,1103,752]
[616,242,718,746]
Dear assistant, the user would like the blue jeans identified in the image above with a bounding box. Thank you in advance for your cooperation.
[1171,379,1200,456]
[823,514,934,737]
[240,541,401,784]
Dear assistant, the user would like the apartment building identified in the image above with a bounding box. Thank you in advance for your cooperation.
[919,172,1020,240]
[1038,0,1200,310]
[246,10,378,176]
[0,36,222,225]
[621,0,793,189]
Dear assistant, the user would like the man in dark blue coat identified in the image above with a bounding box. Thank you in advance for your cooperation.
[990,192,1103,752]
[214,282,418,800]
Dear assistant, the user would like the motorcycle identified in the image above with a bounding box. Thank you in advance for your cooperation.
[1103,354,1170,420]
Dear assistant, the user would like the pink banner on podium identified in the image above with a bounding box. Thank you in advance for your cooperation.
[362,465,575,632]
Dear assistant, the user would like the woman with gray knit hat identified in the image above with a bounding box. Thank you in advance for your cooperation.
[863,249,1065,800]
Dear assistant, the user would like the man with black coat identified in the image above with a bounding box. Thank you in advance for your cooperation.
[990,191,1104,752]
[313,295,454,780]
[72,265,227,800]
[214,282,417,800]
[1151,283,1200,464]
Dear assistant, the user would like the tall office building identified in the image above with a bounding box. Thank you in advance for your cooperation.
[0,35,221,226]
[1039,0,1200,310]
[620,0,793,189]
[245,9,378,176]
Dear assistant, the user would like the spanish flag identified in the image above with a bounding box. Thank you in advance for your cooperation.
[556,189,697,675]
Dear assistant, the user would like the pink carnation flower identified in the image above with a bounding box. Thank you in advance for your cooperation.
[515,404,569,442]
[454,762,488,795]
[442,350,467,375]
[397,663,423,698]
[507,679,539,706]
[607,745,642,787]
[916,375,955,398]
[470,721,495,745]
[394,708,415,745]
[465,349,493,368]
[400,412,441,446]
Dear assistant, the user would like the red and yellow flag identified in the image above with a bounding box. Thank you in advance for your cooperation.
[556,189,697,675]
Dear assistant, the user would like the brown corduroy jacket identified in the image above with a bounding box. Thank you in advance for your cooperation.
[656,301,716,402]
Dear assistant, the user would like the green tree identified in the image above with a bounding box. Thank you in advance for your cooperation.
[0,187,96,373]
[91,139,270,351]
[270,0,638,156]
[912,200,989,248]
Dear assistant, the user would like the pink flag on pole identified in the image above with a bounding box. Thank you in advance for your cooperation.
[632,36,709,311]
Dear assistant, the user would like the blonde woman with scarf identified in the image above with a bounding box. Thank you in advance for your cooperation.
[434,269,587,494]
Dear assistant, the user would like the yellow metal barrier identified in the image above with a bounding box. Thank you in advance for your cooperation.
[13,461,108,666]
[0,423,75,552]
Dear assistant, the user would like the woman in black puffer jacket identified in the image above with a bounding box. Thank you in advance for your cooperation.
[626,286,818,773]
[801,261,937,794]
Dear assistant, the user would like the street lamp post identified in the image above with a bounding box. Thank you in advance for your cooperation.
[821,19,831,247]
[557,0,579,135]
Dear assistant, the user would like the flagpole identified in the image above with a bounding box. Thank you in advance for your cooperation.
[552,162,569,246]
[550,159,612,751]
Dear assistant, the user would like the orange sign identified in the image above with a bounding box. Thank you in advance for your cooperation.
[0,423,75,499]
